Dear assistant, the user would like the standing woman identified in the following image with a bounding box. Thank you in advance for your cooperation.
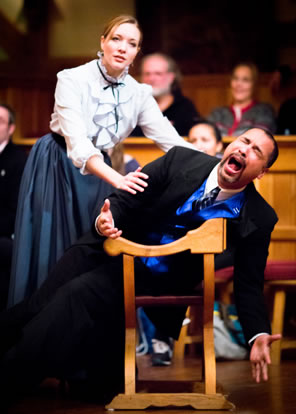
[207,62,276,136]
[8,15,194,306]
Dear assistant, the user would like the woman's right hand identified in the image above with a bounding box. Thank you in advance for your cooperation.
[117,167,149,194]
[86,156,149,195]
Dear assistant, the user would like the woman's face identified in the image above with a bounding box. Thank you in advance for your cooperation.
[188,124,222,156]
[230,65,255,105]
[101,23,140,78]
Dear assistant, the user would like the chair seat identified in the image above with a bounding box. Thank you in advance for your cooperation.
[215,266,233,281]
[264,260,296,281]
[215,260,296,282]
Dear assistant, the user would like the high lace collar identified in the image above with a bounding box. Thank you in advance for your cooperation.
[96,51,129,84]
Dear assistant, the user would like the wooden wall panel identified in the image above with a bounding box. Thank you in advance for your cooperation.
[254,137,296,260]
[3,72,296,140]
[0,81,55,139]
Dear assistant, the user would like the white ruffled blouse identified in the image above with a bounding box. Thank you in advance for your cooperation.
[50,59,194,174]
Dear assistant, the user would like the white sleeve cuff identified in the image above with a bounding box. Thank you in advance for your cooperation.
[248,332,269,345]
[95,214,103,235]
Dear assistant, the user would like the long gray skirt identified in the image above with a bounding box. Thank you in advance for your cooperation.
[8,133,113,307]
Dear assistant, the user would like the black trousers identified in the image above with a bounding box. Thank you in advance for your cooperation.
[0,237,13,311]
[0,235,193,404]
[0,243,128,403]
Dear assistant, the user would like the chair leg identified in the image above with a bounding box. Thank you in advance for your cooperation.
[173,307,192,361]
[173,322,187,361]
[271,289,286,365]
[203,254,216,395]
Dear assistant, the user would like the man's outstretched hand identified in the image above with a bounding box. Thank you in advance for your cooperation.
[250,333,282,383]
[96,199,122,239]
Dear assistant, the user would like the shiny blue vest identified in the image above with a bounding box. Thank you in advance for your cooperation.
[141,179,245,274]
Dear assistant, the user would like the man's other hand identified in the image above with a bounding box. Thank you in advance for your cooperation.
[250,333,282,383]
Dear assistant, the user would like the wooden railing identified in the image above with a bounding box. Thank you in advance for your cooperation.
[12,135,296,261]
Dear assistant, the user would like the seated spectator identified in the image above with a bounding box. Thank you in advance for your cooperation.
[277,98,296,135]
[268,64,296,135]
[188,120,223,157]
[108,143,140,175]
[131,53,200,136]
[207,62,277,136]
[269,64,292,97]
[0,104,27,310]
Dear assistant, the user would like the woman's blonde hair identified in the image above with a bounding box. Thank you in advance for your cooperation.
[101,15,143,47]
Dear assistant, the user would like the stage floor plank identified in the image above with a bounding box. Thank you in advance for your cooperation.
[5,354,296,414]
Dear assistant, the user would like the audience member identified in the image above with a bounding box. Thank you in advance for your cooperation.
[0,128,281,408]
[188,119,223,157]
[269,64,293,97]
[0,104,27,310]
[8,15,196,308]
[268,64,296,135]
[108,143,140,175]
[208,62,277,136]
[277,98,296,135]
[131,53,200,136]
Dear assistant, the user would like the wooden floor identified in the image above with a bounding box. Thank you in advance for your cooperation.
[5,350,296,414]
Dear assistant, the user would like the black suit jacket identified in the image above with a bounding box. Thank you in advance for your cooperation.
[85,146,277,343]
[0,141,27,238]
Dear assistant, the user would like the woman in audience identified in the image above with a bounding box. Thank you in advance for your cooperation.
[207,62,276,136]
[108,143,140,175]
[8,15,194,307]
[188,119,223,157]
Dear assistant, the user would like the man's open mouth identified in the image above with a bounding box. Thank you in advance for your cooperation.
[226,154,246,174]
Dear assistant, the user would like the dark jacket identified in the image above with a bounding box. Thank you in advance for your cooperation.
[131,91,200,137]
[86,146,277,343]
[0,141,27,237]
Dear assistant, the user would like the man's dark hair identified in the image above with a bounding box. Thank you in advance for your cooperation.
[0,103,16,125]
[262,129,279,168]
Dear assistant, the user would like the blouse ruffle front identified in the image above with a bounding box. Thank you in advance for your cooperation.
[90,59,133,148]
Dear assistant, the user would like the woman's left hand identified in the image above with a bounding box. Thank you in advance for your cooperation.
[117,167,149,194]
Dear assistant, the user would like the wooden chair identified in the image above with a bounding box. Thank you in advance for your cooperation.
[103,218,234,410]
